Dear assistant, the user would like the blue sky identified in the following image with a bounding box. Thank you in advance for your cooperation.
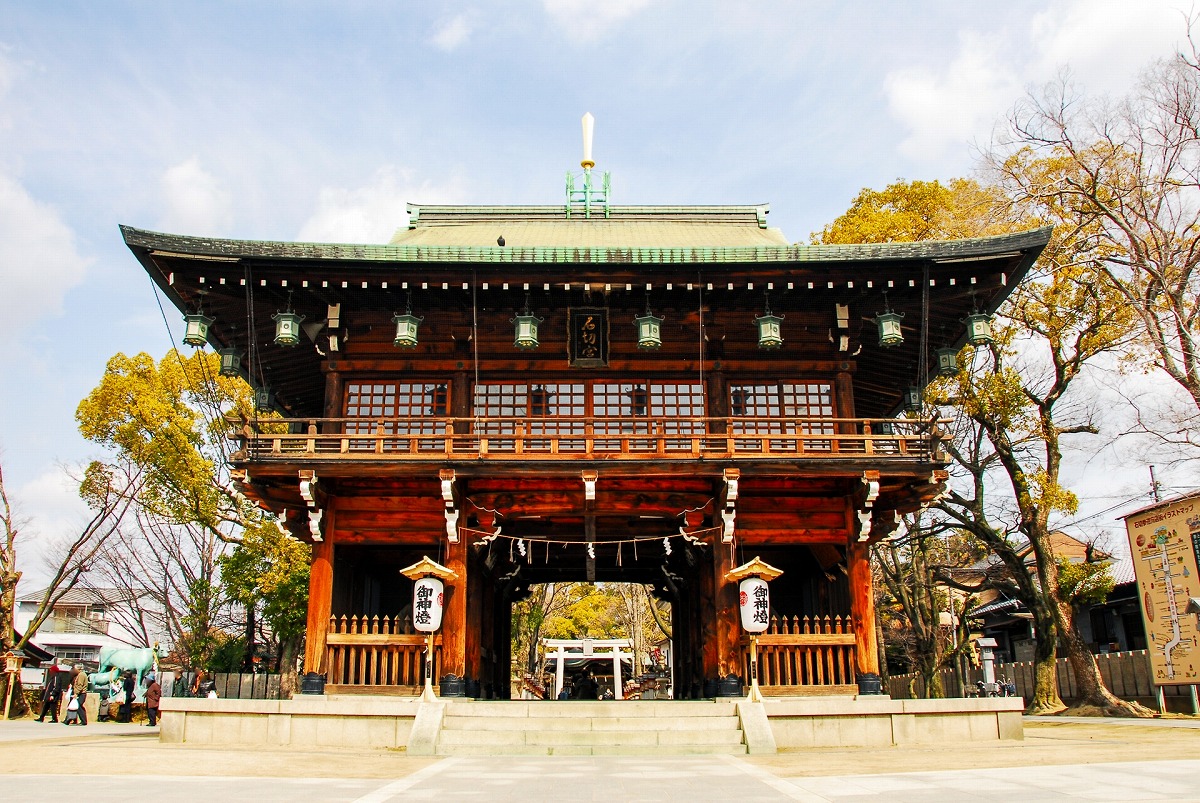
[1,1,1194,580]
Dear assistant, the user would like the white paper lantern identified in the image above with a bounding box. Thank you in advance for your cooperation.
[738,576,770,633]
[412,576,445,633]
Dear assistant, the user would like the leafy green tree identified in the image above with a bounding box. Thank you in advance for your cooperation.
[76,349,309,680]
[220,522,310,685]
[821,177,1148,715]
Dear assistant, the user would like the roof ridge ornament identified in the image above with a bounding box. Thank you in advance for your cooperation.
[566,112,611,220]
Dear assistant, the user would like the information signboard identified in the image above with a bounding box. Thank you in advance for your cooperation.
[1123,495,1200,686]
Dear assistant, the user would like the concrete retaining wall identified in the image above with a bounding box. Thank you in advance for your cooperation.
[764,696,1023,748]
[159,696,420,749]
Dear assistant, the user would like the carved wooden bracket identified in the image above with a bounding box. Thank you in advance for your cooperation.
[855,470,881,542]
[719,468,739,544]
[298,469,324,542]
[582,470,597,502]
[440,468,460,543]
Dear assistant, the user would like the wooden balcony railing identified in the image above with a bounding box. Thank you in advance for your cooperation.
[324,614,440,691]
[740,614,857,693]
[231,416,944,464]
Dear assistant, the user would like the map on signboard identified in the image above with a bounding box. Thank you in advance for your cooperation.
[1124,496,1200,686]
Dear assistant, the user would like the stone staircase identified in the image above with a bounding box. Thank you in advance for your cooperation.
[433,700,750,756]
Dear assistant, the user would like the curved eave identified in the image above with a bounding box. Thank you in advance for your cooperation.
[120,225,1053,267]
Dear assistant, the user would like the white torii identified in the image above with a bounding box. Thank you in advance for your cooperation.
[542,638,631,700]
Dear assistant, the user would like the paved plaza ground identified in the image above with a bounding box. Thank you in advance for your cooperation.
[1,714,1199,801]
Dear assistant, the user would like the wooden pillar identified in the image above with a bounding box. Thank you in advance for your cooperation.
[442,537,468,680]
[465,547,483,687]
[712,540,739,681]
[322,370,344,432]
[303,540,334,674]
[848,539,883,694]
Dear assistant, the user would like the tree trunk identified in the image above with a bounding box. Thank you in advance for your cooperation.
[277,635,300,699]
[1054,598,1153,716]
[1026,601,1066,715]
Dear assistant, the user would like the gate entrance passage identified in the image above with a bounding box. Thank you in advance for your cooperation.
[126,175,1048,700]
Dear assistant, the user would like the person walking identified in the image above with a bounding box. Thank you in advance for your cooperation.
[35,666,63,722]
[70,665,89,725]
[119,670,135,723]
[144,672,161,727]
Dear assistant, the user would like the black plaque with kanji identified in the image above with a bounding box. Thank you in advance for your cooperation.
[568,307,609,368]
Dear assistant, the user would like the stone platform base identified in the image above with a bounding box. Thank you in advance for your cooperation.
[764,696,1024,748]
[159,694,1022,753]
[159,696,421,748]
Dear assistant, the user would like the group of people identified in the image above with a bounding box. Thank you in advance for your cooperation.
[35,665,161,726]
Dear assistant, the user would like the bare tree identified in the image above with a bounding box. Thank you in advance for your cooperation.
[0,458,141,715]
[992,40,1200,450]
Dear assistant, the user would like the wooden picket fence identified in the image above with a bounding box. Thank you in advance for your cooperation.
[887,650,1199,711]
[740,614,857,694]
[324,614,440,693]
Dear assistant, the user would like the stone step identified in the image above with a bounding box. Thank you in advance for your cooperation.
[437,727,745,747]
[443,701,737,718]
[435,743,749,757]
[441,715,742,732]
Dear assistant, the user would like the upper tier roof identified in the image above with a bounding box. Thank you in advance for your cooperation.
[391,204,790,248]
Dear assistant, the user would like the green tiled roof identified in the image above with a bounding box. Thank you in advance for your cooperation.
[121,223,1054,266]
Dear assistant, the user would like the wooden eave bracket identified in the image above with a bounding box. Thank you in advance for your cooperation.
[582,469,598,503]
[719,468,739,544]
[441,468,461,543]
[855,470,881,542]
[298,469,324,542]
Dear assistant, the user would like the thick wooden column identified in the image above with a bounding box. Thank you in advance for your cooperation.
[322,370,344,432]
[847,539,883,694]
[303,539,334,674]
[465,547,483,688]
[442,537,468,680]
[713,540,739,681]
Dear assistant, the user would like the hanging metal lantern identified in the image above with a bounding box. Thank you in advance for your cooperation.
[935,346,959,378]
[904,385,922,413]
[965,311,993,346]
[755,293,784,350]
[218,346,242,377]
[254,384,273,412]
[738,576,770,634]
[393,293,423,349]
[512,293,543,350]
[182,310,214,347]
[634,297,663,350]
[876,293,904,347]
[412,576,445,633]
[272,305,304,347]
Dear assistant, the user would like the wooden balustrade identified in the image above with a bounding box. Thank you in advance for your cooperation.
[741,614,857,694]
[231,415,944,464]
[324,614,440,691]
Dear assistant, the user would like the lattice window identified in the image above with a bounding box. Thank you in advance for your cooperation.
[729,381,835,449]
[344,382,447,436]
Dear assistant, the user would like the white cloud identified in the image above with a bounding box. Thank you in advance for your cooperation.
[542,0,653,42]
[296,165,469,244]
[0,174,90,344]
[885,0,1185,163]
[158,157,233,234]
[431,13,474,52]
[10,466,93,593]
[886,31,1022,162]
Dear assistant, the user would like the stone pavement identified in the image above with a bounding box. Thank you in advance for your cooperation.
[0,717,155,743]
[2,716,1200,802]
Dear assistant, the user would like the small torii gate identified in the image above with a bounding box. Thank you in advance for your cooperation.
[542,638,631,700]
